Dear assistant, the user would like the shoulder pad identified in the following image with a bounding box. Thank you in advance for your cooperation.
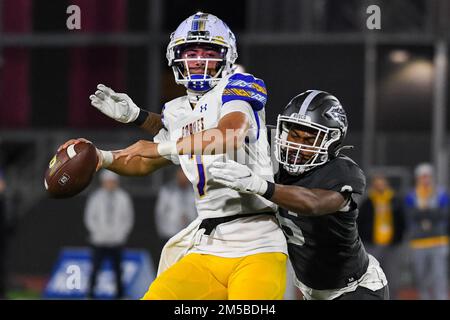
[222,73,267,111]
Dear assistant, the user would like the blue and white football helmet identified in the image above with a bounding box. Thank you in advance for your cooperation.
[166,12,238,92]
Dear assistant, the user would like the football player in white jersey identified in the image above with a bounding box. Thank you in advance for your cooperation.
[59,12,287,300]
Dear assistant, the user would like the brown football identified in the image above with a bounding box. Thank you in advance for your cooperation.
[44,142,98,198]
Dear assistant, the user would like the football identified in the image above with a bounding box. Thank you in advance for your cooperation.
[44,142,98,198]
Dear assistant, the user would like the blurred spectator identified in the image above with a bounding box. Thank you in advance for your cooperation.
[84,170,135,299]
[358,174,406,299]
[0,170,6,299]
[405,163,449,300]
[155,168,196,244]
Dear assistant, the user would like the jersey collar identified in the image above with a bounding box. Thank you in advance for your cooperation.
[187,90,204,104]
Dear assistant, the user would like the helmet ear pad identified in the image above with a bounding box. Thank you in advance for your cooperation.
[323,129,342,158]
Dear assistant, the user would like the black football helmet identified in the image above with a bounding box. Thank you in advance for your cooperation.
[275,90,348,175]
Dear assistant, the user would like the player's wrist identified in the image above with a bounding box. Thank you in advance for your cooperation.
[99,149,114,168]
[261,181,275,199]
[131,108,149,126]
[157,140,178,157]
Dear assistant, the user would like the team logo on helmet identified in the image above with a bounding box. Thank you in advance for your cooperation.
[290,112,311,122]
[325,105,347,135]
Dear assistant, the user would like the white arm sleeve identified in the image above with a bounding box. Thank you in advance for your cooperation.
[153,128,180,165]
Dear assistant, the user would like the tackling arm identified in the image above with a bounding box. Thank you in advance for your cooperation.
[210,160,349,216]
[270,185,348,216]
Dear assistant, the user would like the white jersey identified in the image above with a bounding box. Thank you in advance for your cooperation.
[155,72,287,257]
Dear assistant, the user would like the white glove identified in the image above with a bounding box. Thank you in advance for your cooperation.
[209,160,268,195]
[90,84,140,123]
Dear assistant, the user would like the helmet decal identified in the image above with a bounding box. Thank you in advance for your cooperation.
[325,105,348,135]
[191,12,209,31]
[298,90,323,116]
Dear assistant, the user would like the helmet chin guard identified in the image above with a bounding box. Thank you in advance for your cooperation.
[188,74,213,92]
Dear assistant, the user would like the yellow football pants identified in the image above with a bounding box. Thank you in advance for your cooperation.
[142,252,287,300]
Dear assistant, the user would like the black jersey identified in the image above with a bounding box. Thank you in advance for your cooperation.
[275,155,369,290]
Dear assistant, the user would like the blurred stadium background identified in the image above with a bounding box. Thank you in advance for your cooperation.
[0,0,449,299]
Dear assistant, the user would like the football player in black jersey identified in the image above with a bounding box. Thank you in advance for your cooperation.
[210,90,389,300]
